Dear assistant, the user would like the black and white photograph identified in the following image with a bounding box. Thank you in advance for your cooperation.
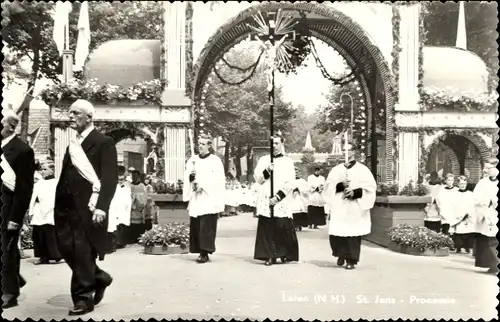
[1,1,498,320]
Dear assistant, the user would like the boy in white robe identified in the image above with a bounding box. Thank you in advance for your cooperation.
[183,135,225,263]
[109,166,132,250]
[473,157,499,274]
[307,167,326,229]
[324,145,376,270]
[291,169,309,231]
[449,176,475,253]
[29,170,62,264]
[253,134,299,266]
[424,171,443,232]
[436,173,458,235]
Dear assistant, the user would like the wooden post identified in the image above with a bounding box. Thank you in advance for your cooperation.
[62,49,74,84]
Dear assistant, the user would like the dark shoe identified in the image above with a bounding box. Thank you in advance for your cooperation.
[280,257,288,264]
[94,277,113,306]
[196,255,209,263]
[456,248,462,254]
[337,257,345,266]
[346,264,356,270]
[264,259,273,266]
[2,298,18,309]
[68,305,94,316]
[53,258,62,264]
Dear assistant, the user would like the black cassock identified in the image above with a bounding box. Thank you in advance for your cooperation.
[1,136,35,303]
[54,129,118,308]
[254,216,299,262]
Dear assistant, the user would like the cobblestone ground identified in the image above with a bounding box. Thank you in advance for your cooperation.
[3,213,498,321]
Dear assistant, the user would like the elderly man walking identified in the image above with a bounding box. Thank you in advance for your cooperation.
[1,110,36,309]
[54,99,118,315]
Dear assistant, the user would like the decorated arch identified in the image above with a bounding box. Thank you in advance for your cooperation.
[189,2,395,182]
[419,129,495,183]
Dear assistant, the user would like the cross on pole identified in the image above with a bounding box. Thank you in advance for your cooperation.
[248,10,297,218]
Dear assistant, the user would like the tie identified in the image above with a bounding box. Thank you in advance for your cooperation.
[76,133,83,144]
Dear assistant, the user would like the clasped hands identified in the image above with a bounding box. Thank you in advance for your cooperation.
[341,180,354,199]
[92,209,107,226]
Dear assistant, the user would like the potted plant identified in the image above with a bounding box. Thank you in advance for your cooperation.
[364,181,431,247]
[387,224,454,256]
[149,178,189,224]
[138,222,189,255]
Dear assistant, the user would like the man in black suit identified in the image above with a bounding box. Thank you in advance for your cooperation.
[54,99,118,316]
[1,110,36,309]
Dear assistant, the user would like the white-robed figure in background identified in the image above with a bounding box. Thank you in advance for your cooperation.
[435,173,458,235]
[423,171,443,233]
[449,176,476,253]
[109,165,132,250]
[291,168,309,231]
[183,134,225,264]
[29,169,62,264]
[473,157,499,274]
[307,167,326,229]
[253,134,299,266]
[324,145,376,270]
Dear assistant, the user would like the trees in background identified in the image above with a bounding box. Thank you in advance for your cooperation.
[203,45,296,176]
[2,1,162,140]
[422,2,498,89]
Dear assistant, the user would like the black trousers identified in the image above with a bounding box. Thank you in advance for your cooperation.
[424,220,441,233]
[33,225,62,260]
[329,235,362,265]
[190,214,218,255]
[441,224,450,235]
[1,228,26,301]
[55,216,112,307]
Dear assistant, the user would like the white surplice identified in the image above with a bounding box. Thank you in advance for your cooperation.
[108,182,133,232]
[449,190,476,234]
[254,154,295,218]
[324,162,377,236]
[183,154,226,218]
[435,187,458,225]
[424,183,443,222]
[289,178,309,214]
[29,178,58,226]
[307,174,325,207]
[473,178,499,237]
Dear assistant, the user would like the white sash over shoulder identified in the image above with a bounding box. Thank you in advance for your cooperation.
[69,135,101,212]
[1,154,16,191]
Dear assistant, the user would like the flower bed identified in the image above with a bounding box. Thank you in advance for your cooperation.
[387,224,453,256]
[138,223,189,255]
[364,181,431,247]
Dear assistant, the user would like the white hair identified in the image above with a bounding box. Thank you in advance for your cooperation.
[2,109,20,125]
[70,99,95,119]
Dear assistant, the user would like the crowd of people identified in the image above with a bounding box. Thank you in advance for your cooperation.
[1,99,498,317]
[424,164,499,273]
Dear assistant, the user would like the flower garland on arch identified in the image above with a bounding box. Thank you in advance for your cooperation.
[391,4,401,181]
[420,86,498,112]
[39,78,164,106]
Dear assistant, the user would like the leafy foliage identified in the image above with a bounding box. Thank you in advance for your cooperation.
[387,224,454,252]
[2,2,162,85]
[285,105,336,154]
[377,181,429,196]
[422,2,498,89]
[203,45,296,160]
[301,150,316,164]
[315,79,385,151]
[39,78,163,105]
[138,223,189,248]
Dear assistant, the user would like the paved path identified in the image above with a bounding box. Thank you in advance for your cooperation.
[3,213,498,321]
